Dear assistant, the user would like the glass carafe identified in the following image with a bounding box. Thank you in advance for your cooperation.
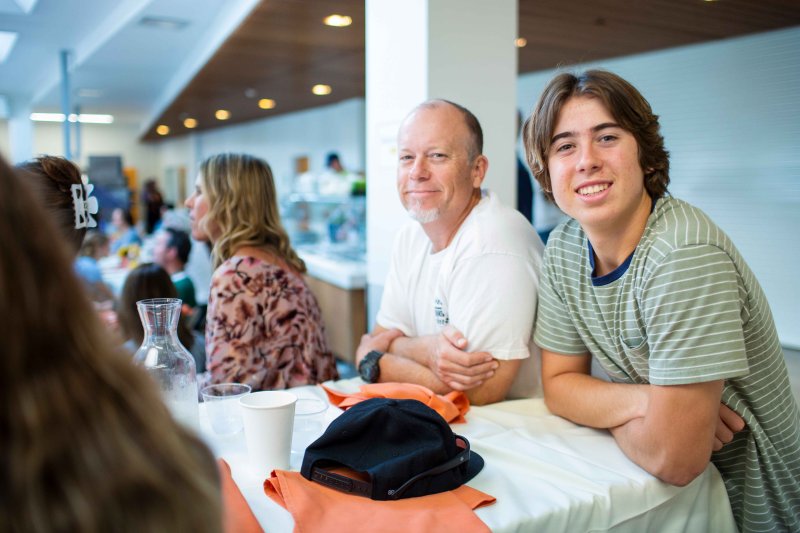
[133,298,199,431]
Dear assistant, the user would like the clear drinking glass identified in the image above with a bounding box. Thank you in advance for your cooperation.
[201,383,251,435]
[133,298,199,431]
[291,397,327,466]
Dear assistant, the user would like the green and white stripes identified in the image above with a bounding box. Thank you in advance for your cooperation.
[535,197,800,532]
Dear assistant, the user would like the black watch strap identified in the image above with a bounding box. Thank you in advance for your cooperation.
[358,350,384,383]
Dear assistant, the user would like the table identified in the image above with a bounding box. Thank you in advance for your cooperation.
[199,383,737,532]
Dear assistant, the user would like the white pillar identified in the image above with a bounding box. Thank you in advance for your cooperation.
[365,0,518,327]
[8,99,34,164]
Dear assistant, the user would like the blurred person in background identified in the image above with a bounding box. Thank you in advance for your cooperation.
[75,230,115,303]
[109,206,142,254]
[142,178,165,235]
[185,153,338,390]
[0,153,222,533]
[152,227,198,310]
[118,262,205,372]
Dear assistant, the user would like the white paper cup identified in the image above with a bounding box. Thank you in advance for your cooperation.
[239,391,297,475]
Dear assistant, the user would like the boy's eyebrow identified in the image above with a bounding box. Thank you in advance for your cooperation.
[550,122,621,146]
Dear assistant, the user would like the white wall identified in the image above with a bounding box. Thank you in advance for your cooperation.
[518,27,800,348]
[34,121,158,179]
[0,118,159,180]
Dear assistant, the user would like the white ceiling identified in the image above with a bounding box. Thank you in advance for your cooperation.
[0,0,259,129]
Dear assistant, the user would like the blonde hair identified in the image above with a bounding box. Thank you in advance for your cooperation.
[0,156,222,532]
[199,153,305,272]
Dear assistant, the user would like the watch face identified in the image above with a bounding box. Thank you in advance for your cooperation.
[359,351,382,383]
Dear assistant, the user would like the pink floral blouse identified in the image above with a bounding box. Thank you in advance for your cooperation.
[205,256,338,390]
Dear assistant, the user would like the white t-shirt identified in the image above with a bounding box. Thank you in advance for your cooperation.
[377,191,545,398]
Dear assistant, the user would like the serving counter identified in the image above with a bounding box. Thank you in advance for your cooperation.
[297,248,367,362]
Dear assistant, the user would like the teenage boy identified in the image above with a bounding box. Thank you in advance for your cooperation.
[525,69,799,532]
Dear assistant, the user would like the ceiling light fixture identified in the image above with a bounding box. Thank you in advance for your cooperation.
[215,109,230,120]
[184,118,197,128]
[244,88,257,98]
[312,84,332,96]
[156,125,170,135]
[138,16,190,31]
[323,14,352,27]
[515,37,527,48]
[30,112,114,124]
[258,98,276,109]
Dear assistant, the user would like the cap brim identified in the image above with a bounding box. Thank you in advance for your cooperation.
[463,447,484,483]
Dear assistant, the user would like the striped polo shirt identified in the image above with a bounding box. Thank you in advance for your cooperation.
[534,196,800,532]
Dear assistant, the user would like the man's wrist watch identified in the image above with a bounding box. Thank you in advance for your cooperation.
[358,350,384,383]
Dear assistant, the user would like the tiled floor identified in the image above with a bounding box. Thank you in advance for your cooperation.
[784,348,800,406]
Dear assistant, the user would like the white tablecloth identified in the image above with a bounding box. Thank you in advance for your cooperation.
[199,383,737,533]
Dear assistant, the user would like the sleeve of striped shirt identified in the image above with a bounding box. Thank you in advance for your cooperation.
[642,244,751,385]
[533,247,588,355]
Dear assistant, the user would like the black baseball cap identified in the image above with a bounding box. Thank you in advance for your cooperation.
[300,398,484,500]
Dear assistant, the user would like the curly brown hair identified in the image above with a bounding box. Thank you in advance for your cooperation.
[17,155,87,255]
[523,69,670,202]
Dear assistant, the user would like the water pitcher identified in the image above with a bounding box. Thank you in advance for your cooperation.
[133,298,199,430]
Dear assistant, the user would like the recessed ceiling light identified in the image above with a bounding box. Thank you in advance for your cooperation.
[184,118,197,128]
[244,88,257,98]
[215,109,230,120]
[515,37,527,48]
[29,112,114,124]
[258,98,276,110]
[156,125,170,135]
[0,31,19,63]
[138,16,190,31]
[312,84,332,96]
[323,14,352,27]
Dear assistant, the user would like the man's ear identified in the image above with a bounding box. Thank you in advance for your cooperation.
[472,155,488,188]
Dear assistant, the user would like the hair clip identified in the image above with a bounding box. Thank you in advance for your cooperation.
[71,175,99,229]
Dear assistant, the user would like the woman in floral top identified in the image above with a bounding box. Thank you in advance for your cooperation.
[185,153,337,390]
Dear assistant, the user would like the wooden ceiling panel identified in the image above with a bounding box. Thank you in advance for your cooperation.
[143,0,800,141]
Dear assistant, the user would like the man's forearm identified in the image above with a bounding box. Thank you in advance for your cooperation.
[610,381,722,486]
[379,353,451,394]
[388,335,432,367]
[609,418,707,486]
[544,371,649,429]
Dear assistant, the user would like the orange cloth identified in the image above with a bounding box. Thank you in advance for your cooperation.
[218,459,264,533]
[264,469,495,533]
[321,382,470,423]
